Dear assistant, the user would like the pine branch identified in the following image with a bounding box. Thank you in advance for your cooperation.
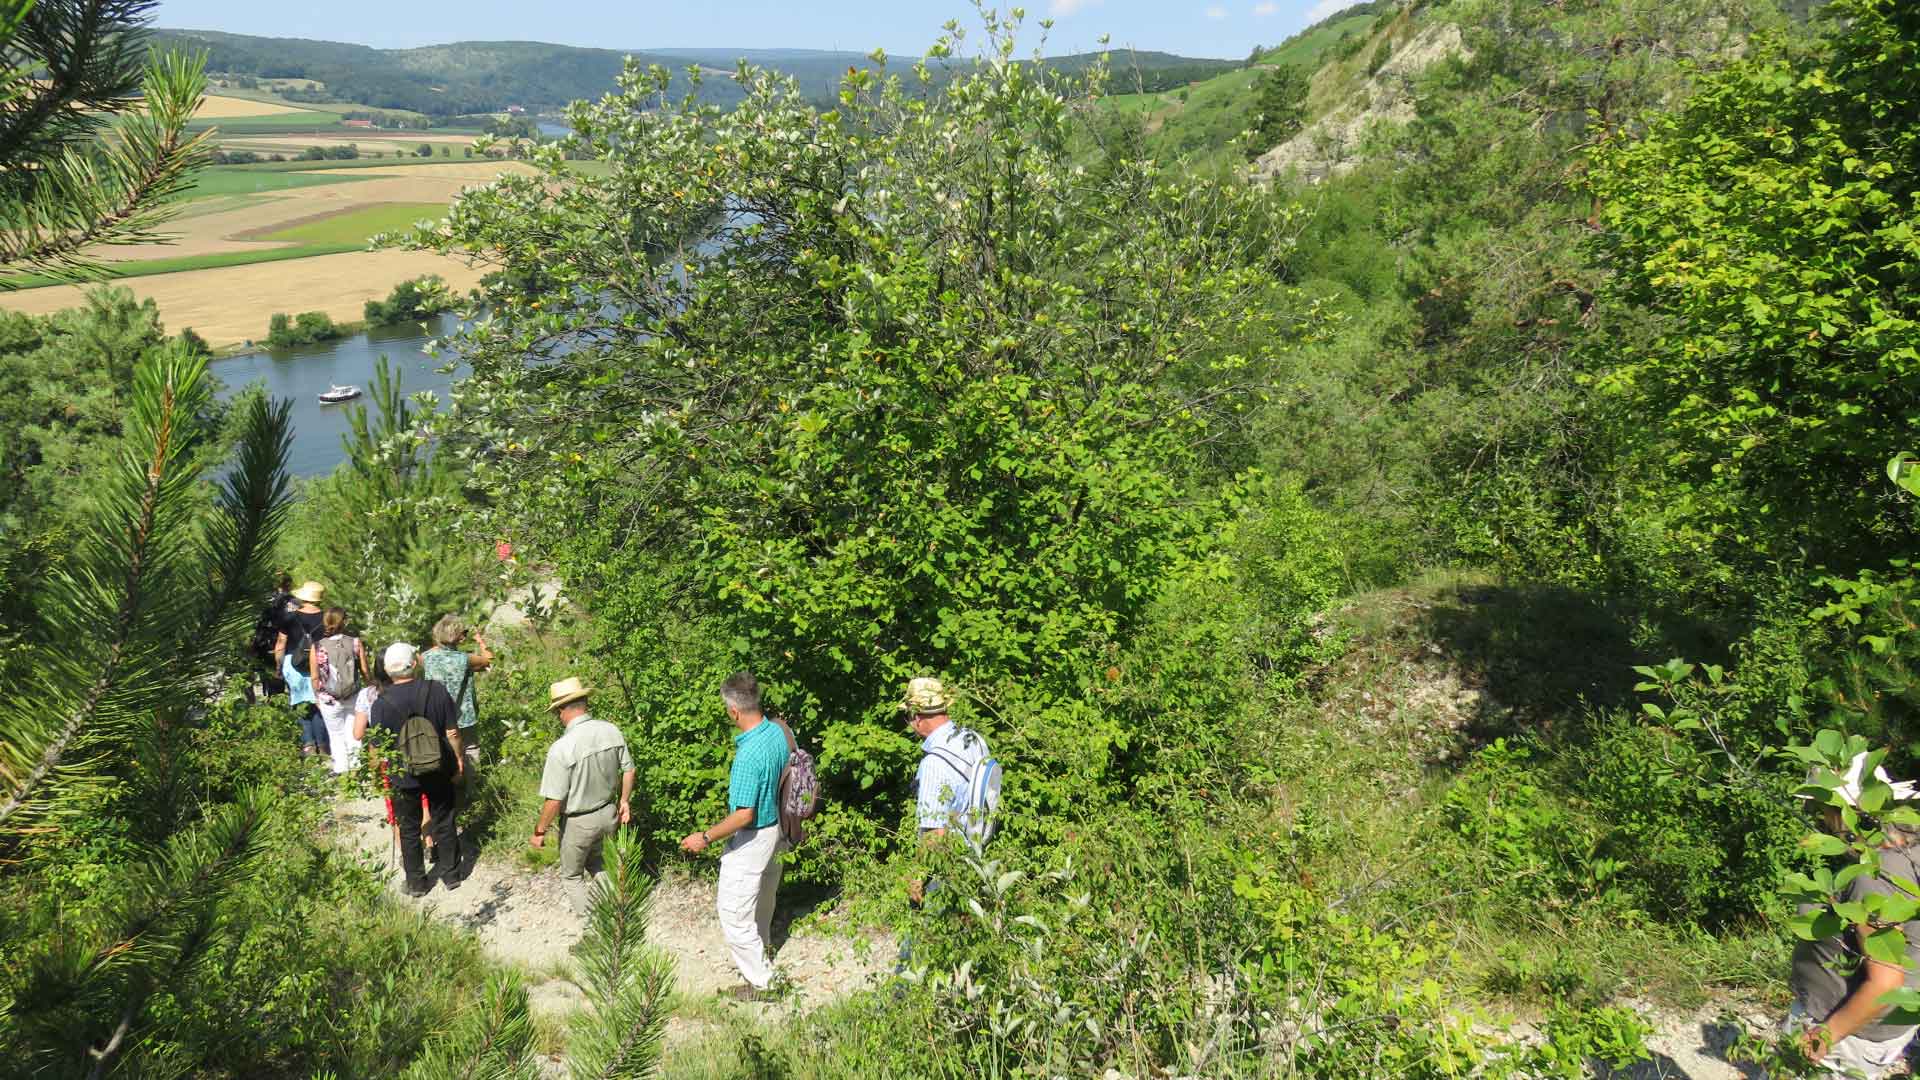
[0,47,216,283]
[0,345,217,844]
[0,1,153,170]
[175,392,293,676]
[399,972,539,1080]
[568,830,675,1080]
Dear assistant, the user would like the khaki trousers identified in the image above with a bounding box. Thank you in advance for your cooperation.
[717,824,785,989]
[558,803,618,914]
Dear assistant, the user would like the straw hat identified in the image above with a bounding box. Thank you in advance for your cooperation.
[292,580,326,604]
[901,676,953,714]
[547,677,594,711]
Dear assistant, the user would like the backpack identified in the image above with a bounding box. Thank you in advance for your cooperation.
[317,635,360,699]
[248,593,287,663]
[285,614,315,675]
[396,711,444,778]
[927,728,1003,852]
[774,718,821,848]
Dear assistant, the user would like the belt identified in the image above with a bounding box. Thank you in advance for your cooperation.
[563,800,613,818]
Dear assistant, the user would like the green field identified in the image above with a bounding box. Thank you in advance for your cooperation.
[182,166,376,198]
[205,156,490,174]
[257,201,448,245]
[1262,14,1377,69]
[0,243,359,289]
[187,113,346,134]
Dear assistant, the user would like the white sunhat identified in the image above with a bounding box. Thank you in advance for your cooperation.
[1801,750,1920,810]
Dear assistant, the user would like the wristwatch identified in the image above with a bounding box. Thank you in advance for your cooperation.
[701,830,712,845]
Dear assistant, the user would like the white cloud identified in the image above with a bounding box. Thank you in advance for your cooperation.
[1253,1,1279,15]
[1205,4,1229,18]
[1300,0,1347,22]
[1049,0,1102,15]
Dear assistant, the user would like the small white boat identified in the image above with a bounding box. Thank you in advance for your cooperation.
[318,384,362,404]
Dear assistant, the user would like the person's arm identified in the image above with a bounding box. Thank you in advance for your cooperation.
[445,726,464,777]
[309,643,321,678]
[274,630,287,665]
[351,703,369,742]
[1805,930,1910,1060]
[681,807,754,853]
[531,798,563,847]
[430,683,464,776]
[356,638,370,682]
[468,635,493,672]
[619,767,635,824]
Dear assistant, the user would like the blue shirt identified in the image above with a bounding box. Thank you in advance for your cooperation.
[917,722,988,831]
[728,717,789,829]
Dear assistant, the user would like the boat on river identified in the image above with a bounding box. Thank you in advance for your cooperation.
[317,384,362,404]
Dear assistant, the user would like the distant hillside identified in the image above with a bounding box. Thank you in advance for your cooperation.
[151,29,1239,117]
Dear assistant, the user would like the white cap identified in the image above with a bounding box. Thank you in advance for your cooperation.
[1802,751,1920,809]
[383,641,418,675]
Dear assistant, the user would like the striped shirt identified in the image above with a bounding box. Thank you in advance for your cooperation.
[917,722,988,831]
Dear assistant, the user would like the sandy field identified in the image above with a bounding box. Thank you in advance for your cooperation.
[100,162,532,260]
[194,94,315,118]
[0,249,499,347]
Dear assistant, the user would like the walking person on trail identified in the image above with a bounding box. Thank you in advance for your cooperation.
[274,581,328,759]
[897,676,999,974]
[680,671,790,1000]
[365,642,467,897]
[529,677,634,914]
[1785,751,1920,1077]
[423,615,492,795]
[311,607,369,775]
[247,572,295,699]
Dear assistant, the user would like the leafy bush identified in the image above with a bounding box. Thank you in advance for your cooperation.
[363,273,455,326]
[265,309,342,347]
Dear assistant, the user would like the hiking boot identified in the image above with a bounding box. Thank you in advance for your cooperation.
[403,880,431,898]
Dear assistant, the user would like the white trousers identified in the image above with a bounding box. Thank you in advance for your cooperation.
[716,824,784,989]
[1785,1003,1919,1079]
[316,697,360,774]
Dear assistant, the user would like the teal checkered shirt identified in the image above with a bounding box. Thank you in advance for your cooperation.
[728,717,789,829]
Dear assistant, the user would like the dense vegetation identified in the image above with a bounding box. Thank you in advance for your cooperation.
[9,0,1920,1075]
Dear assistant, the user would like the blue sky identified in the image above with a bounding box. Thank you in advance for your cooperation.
[151,0,1351,59]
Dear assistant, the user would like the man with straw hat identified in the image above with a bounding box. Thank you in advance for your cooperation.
[531,676,634,914]
[1786,750,1920,1077]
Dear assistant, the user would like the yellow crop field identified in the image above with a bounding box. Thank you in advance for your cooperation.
[193,94,316,119]
[0,250,496,347]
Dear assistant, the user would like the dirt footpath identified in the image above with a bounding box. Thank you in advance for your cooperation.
[328,796,886,1029]
[0,249,497,347]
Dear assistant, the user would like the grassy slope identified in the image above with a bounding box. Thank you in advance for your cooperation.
[1097,13,1378,164]
[258,202,447,245]
[183,166,378,197]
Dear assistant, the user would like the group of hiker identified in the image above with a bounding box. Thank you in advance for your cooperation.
[248,578,999,1002]
[241,578,1920,1053]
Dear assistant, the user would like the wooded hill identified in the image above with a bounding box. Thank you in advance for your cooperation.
[149,28,1241,115]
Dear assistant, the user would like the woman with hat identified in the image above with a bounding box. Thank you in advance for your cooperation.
[274,581,329,758]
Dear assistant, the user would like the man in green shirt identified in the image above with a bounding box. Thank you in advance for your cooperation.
[681,670,789,998]
[530,677,634,914]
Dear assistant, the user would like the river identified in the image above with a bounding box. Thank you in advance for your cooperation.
[212,312,467,479]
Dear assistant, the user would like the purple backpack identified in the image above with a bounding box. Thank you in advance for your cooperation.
[774,718,821,847]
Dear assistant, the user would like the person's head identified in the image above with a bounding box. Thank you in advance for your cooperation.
[1805,751,1920,847]
[432,614,467,648]
[321,607,348,636]
[720,671,761,724]
[384,641,419,679]
[901,676,953,739]
[547,676,593,721]
[277,572,294,593]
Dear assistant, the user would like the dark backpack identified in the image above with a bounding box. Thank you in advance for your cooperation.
[774,718,821,848]
[286,614,315,675]
[397,712,444,778]
[247,593,287,663]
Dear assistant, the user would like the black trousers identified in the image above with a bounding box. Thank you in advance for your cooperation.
[392,775,458,887]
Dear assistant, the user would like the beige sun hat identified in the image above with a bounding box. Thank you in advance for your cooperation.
[547,677,594,712]
[292,580,326,604]
[901,676,953,715]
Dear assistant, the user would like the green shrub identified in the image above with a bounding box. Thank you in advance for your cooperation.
[264,309,342,348]
[363,273,454,326]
